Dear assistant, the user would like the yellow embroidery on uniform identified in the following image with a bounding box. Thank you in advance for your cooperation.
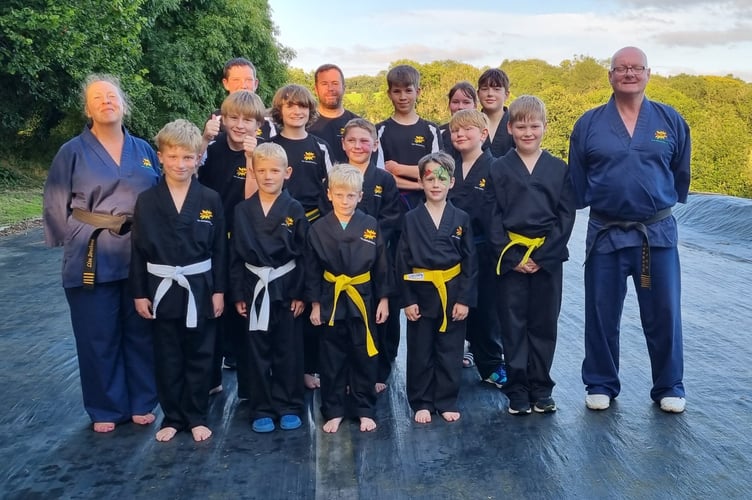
[236,166,246,178]
[455,226,463,237]
[479,178,486,188]
[374,185,383,195]
[414,135,425,145]
[363,229,377,240]
[142,158,152,167]
[303,151,316,161]
[284,216,294,227]
[256,128,263,137]
[199,210,213,220]
[655,130,667,140]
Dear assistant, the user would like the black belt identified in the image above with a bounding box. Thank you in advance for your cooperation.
[585,207,672,289]
[72,209,132,289]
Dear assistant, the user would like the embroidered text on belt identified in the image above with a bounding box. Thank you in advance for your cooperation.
[305,207,321,222]
[147,259,212,327]
[496,231,545,274]
[244,260,296,331]
[586,207,672,289]
[403,263,461,332]
[71,208,132,289]
[323,270,378,357]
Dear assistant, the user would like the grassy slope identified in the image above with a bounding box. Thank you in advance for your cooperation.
[0,158,47,228]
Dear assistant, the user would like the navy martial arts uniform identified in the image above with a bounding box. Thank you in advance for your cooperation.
[307,210,392,421]
[230,191,309,422]
[396,202,477,414]
[486,150,576,408]
[483,108,514,158]
[130,178,226,432]
[448,148,505,381]
[43,125,159,424]
[308,110,359,164]
[568,95,691,402]
[198,133,253,396]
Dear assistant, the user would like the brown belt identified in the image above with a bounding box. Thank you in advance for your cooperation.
[72,209,132,288]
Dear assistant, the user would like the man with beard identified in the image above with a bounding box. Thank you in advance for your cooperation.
[308,64,359,163]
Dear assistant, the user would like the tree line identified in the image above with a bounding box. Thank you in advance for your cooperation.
[2,2,750,198]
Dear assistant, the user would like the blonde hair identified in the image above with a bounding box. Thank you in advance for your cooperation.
[220,90,266,121]
[270,84,319,128]
[252,142,288,167]
[449,109,489,132]
[508,95,547,124]
[328,163,363,192]
[343,118,377,141]
[154,119,203,153]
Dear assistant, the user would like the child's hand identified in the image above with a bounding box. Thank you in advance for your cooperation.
[525,258,541,274]
[243,134,258,157]
[212,293,224,318]
[203,114,221,142]
[310,302,322,326]
[235,301,247,318]
[384,160,400,174]
[452,303,469,321]
[291,299,305,318]
[134,298,153,320]
[375,297,389,324]
[404,304,421,322]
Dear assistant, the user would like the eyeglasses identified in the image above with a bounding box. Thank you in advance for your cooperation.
[611,66,647,75]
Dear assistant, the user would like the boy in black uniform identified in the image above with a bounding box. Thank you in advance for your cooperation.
[341,118,404,390]
[269,83,334,391]
[486,96,576,415]
[230,143,309,433]
[198,90,266,398]
[130,119,226,442]
[447,109,507,387]
[396,152,477,424]
[307,164,391,433]
[477,68,515,158]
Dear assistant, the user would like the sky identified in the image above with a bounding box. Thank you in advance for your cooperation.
[269,0,752,82]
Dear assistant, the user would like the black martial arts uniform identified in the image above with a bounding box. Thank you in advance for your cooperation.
[308,110,359,164]
[130,178,226,432]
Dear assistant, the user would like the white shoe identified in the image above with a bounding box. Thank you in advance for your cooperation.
[585,394,610,410]
[660,397,686,413]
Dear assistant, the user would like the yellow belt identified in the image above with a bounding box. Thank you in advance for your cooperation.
[497,231,545,274]
[403,263,461,332]
[323,270,378,357]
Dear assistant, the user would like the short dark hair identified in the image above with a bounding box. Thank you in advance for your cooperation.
[447,81,478,105]
[223,57,257,80]
[387,65,420,89]
[314,64,345,85]
[477,68,510,90]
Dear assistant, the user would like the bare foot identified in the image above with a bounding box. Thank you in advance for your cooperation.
[209,385,223,395]
[191,425,212,441]
[132,413,155,425]
[414,409,432,424]
[322,417,343,433]
[360,417,377,432]
[375,382,387,393]
[441,411,461,422]
[155,427,178,442]
[304,373,320,390]
[93,422,116,433]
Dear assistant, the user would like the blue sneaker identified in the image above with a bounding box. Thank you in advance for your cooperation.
[280,414,302,430]
[252,417,275,433]
[484,364,507,388]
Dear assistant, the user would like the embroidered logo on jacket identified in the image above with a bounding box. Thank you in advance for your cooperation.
[199,210,213,223]
[476,178,486,190]
[652,130,668,144]
[303,151,316,162]
[413,135,425,146]
[452,226,463,239]
[142,158,152,168]
[374,185,383,196]
[234,166,246,179]
[361,228,377,245]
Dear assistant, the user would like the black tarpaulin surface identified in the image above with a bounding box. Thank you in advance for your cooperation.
[1,193,751,499]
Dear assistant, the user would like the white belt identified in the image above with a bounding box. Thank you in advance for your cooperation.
[245,260,296,331]
[147,259,212,328]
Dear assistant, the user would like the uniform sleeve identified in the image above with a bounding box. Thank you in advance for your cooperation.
[372,227,393,300]
[455,215,478,308]
[377,173,404,244]
[291,211,311,301]
[536,166,577,270]
[484,166,522,274]
[429,122,444,153]
[304,226,324,304]
[672,115,691,204]
[210,195,227,294]
[394,219,417,309]
[129,194,150,299]
[567,115,590,210]
[228,213,247,304]
[42,145,74,247]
